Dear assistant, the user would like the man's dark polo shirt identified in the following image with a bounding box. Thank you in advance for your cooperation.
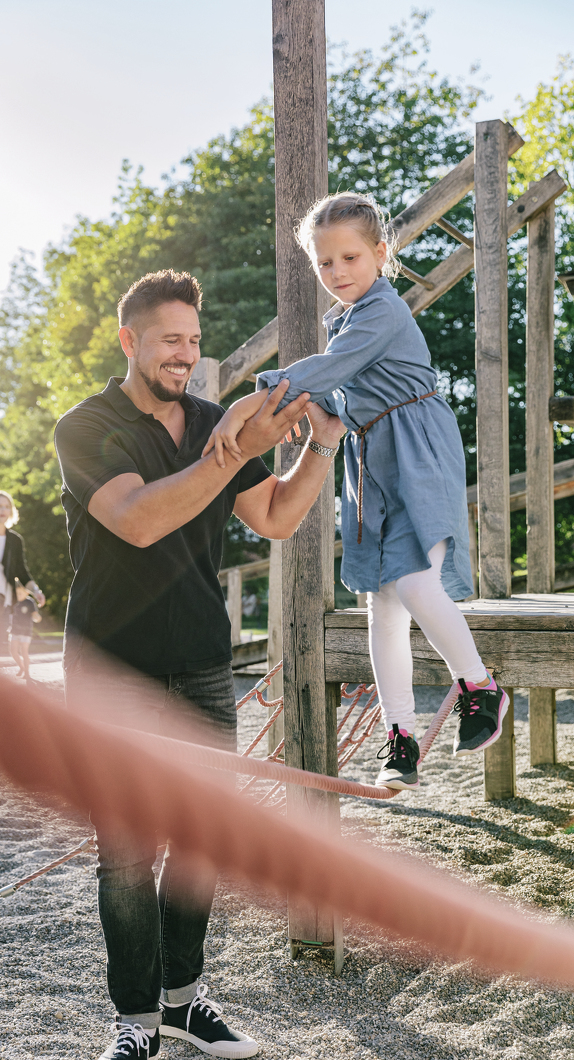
[54,377,271,676]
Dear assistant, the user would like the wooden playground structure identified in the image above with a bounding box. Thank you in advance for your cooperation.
[188,0,572,971]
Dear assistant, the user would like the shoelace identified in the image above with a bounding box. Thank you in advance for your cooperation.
[453,680,493,718]
[186,984,223,1032]
[376,730,411,766]
[112,1022,155,1057]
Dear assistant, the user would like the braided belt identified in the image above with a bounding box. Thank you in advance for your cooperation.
[353,390,437,543]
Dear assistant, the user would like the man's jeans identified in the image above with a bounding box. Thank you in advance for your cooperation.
[65,650,237,1020]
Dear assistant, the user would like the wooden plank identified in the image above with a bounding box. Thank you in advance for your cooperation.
[549,396,574,425]
[474,119,511,599]
[526,200,555,593]
[218,318,278,400]
[187,356,220,403]
[231,636,268,670]
[267,447,284,753]
[466,457,574,511]
[390,124,523,251]
[435,216,474,249]
[484,691,515,800]
[403,169,567,317]
[468,502,478,597]
[529,688,556,766]
[272,0,339,951]
[226,566,242,646]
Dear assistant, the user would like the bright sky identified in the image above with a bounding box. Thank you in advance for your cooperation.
[0,0,572,290]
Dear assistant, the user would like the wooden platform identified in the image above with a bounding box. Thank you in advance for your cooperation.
[325,594,574,688]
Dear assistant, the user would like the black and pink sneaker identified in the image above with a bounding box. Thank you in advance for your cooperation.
[453,677,509,757]
[375,724,420,789]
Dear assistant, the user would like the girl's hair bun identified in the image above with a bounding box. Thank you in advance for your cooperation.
[296,192,399,278]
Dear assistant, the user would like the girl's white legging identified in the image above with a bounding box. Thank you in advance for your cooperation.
[367,539,488,736]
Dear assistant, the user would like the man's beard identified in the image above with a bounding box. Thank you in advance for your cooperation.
[136,364,188,403]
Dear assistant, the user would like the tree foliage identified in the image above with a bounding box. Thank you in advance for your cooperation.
[0,13,572,614]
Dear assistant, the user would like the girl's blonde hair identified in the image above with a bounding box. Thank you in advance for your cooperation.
[296,192,399,278]
[0,490,19,528]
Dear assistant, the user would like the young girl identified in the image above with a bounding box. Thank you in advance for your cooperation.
[203,192,509,791]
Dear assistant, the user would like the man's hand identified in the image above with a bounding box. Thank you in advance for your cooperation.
[235,380,312,459]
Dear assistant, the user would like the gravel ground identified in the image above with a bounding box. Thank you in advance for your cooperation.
[2,661,574,1059]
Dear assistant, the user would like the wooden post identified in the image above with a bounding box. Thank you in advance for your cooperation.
[267,447,284,754]
[187,356,221,403]
[484,690,516,800]
[474,120,511,600]
[526,199,555,593]
[529,688,557,766]
[526,200,556,769]
[226,567,242,646]
[467,502,478,599]
[273,0,342,969]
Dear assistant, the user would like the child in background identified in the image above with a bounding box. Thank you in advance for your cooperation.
[10,577,41,681]
[203,192,508,791]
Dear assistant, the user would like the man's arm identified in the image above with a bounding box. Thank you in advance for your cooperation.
[87,381,312,547]
[233,402,346,539]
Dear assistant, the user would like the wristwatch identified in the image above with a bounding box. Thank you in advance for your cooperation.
[308,438,339,458]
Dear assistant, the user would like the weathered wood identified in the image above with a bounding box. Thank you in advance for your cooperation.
[466,456,574,512]
[474,120,511,599]
[273,0,339,951]
[397,262,435,290]
[226,566,242,646]
[267,447,284,753]
[187,356,220,403]
[558,274,574,298]
[326,595,574,629]
[468,502,478,598]
[403,169,567,317]
[390,124,523,251]
[484,691,515,800]
[549,396,574,425]
[435,216,474,249]
[231,637,268,670]
[218,318,278,400]
[529,688,557,766]
[527,200,555,593]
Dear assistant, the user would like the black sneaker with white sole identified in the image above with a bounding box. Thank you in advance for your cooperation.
[375,724,420,789]
[160,984,258,1058]
[453,678,509,757]
[99,1021,160,1060]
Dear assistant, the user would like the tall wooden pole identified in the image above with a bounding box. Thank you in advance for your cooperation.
[474,119,515,798]
[272,0,341,966]
[474,119,512,600]
[526,199,557,766]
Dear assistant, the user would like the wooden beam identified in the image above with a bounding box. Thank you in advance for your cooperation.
[466,456,574,511]
[397,262,435,290]
[529,688,557,766]
[272,0,341,957]
[187,356,220,403]
[403,169,567,317]
[435,216,474,249]
[526,200,556,593]
[549,395,574,424]
[484,692,516,800]
[218,317,278,400]
[474,119,511,599]
[267,447,284,753]
[390,124,523,251]
[226,566,242,646]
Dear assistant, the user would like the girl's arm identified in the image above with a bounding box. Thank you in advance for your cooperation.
[32,611,42,623]
[257,294,404,409]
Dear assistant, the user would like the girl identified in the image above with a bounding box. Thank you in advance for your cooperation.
[203,192,509,791]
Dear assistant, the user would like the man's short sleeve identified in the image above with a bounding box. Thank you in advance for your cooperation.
[237,455,272,494]
[54,409,140,511]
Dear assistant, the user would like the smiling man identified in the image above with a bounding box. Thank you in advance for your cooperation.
[54,270,345,1060]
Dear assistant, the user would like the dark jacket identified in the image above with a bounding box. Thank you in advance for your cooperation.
[1,528,33,595]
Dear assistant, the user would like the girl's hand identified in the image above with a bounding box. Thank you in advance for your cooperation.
[202,388,272,468]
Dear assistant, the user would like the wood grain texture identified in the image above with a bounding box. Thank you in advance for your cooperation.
[474,120,511,599]
[273,0,338,946]
[466,456,574,511]
[267,448,284,753]
[526,201,555,593]
[187,357,220,403]
[403,169,567,318]
[549,396,574,425]
[529,688,556,766]
[390,124,523,251]
[218,317,278,400]
[484,692,516,800]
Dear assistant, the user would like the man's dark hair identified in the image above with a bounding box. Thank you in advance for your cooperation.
[117,270,203,327]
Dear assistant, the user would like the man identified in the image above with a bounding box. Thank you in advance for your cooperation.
[54,270,344,1060]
